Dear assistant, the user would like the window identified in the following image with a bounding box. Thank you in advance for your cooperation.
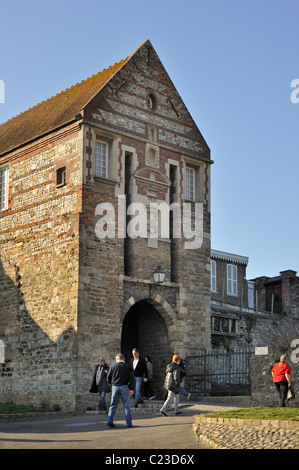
[248,281,255,308]
[147,94,156,110]
[184,161,204,203]
[227,264,238,296]
[0,166,8,211]
[185,167,195,201]
[95,141,108,178]
[56,167,66,186]
[212,316,238,334]
[211,260,217,292]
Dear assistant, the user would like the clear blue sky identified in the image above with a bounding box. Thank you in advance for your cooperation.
[1,0,298,279]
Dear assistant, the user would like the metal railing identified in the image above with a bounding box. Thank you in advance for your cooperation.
[185,349,251,396]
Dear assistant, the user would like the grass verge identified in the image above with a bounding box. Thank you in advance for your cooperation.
[204,406,299,421]
[0,403,61,414]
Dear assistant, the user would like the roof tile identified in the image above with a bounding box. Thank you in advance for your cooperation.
[0,56,130,156]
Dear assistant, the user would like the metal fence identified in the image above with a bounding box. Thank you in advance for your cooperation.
[185,349,251,396]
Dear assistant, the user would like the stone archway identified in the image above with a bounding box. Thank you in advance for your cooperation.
[121,299,172,395]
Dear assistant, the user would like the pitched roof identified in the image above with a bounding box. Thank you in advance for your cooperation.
[0,40,210,159]
[0,47,138,157]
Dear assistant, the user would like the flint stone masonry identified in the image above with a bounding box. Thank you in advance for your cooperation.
[0,125,81,410]
[193,415,299,449]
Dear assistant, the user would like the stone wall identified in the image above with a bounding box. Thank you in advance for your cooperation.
[0,124,82,410]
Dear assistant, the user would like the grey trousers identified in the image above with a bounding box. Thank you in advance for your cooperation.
[160,390,179,413]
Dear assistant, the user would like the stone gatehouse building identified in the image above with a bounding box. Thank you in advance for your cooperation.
[0,40,212,410]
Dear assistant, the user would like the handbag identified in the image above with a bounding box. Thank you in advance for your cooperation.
[287,387,295,401]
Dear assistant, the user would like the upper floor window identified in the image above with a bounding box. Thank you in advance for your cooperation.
[211,259,216,292]
[147,94,155,109]
[56,167,66,186]
[227,264,238,296]
[248,281,255,308]
[185,167,195,201]
[0,166,8,211]
[147,93,157,111]
[95,141,108,178]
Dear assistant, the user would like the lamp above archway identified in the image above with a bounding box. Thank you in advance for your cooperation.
[153,266,165,284]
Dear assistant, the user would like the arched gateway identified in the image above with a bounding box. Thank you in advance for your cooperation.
[121,297,176,394]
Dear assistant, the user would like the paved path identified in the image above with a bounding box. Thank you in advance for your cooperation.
[0,401,241,450]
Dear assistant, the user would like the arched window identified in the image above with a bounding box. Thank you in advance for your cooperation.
[147,94,156,110]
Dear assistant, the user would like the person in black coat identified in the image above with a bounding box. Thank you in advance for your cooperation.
[143,355,155,400]
[130,348,148,408]
[90,357,110,412]
[160,354,182,416]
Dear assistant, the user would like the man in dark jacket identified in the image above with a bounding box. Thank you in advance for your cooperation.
[130,348,148,408]
[90,357,110,412]
[106,353,135,428]
[160,354,182,416]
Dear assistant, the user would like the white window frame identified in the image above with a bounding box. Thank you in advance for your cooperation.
[0,166,9,211]
[248,281,255,309]
[212,316,238,335]
[211,260,217,292]
[227,264,238,296]
[185,167,195,201]
[56,167,66,187]
[95,140,108,179]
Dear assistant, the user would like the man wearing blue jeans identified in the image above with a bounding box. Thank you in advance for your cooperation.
[106,353,135,428]
[130,348,148,408]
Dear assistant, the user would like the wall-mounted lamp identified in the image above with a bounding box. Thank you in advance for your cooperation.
[153,266,165,284]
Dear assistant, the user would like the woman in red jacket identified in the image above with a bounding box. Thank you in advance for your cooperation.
[271,355,292,407]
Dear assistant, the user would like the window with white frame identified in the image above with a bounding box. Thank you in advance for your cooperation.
[95,141,108,178]
[211,259,217,292]
[212,316,238,334]
[248,281,255,308]
[0,166,8,211]
[185,167,195,201]
[227,264,238,296]
[56,167,66,186]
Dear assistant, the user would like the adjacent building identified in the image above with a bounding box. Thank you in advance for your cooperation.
[210,249,299,350]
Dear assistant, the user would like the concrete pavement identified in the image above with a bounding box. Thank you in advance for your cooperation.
[0,400,242,450]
